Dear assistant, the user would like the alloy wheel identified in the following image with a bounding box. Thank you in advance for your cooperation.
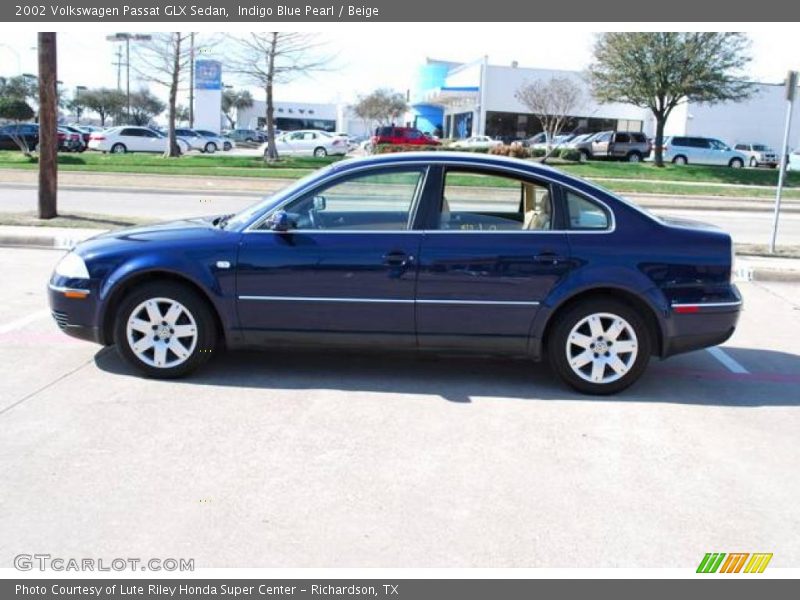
[565,312,639,384]
[126,297,198,368]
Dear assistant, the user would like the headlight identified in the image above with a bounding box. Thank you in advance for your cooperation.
[55,252,90,279]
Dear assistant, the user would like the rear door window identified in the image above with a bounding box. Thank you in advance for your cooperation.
[439,170,553,231]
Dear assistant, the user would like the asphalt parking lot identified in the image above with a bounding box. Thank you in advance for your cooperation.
[1,247,799,568]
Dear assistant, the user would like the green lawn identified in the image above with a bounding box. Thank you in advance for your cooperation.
[1,150,798,198]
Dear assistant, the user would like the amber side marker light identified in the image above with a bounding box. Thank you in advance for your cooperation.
[63,290,90,299]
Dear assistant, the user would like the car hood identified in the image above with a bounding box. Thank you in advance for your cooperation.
[79,216,231,248]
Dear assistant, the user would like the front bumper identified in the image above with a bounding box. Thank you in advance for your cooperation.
[48,282,104,344]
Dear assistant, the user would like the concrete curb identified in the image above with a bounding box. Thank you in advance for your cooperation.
[1,227,798,283]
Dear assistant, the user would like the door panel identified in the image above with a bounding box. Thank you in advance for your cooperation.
[416,232,571,352]
[236,232,421,347]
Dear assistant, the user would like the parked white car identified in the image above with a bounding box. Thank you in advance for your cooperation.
[788,149,800,172]
[449,136,503,150]
[660,136,746,168]
[259,129,348,157]
[88,126,190,154]
[733,143,779,168]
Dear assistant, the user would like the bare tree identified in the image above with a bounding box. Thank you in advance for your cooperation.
[226,33,332,161]
[352,88,407,134]
[515,77,584,153]
[135,32,193,157]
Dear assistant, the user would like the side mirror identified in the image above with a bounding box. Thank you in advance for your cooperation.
[267,210,292,232]
[313,195,326,211]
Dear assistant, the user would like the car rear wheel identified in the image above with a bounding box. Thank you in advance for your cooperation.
[111,143,127,154]
[626,152,642,163]
[729,158,744,169]
[750,157,758,167]
[548,298,651,395]
[113,282,217,378]
[313,147,328,157]
[223,142,232,151]
[204,142,217,154]
[672,155,687,165]
[579,150,590,162]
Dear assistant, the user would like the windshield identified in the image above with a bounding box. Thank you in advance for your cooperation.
[222,165,337,230]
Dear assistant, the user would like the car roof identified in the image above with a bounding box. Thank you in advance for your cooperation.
[328,151,561,177]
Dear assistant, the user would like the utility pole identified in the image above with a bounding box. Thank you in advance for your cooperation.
[112,46,123,90]
[106,33,152,124]
[189,32,195,128]
[38,32,57,220]
[770,70,798,254]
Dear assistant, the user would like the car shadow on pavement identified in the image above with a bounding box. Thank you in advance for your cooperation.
[94,345,800,407]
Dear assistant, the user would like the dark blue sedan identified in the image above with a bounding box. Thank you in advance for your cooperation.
[48,152,741,394]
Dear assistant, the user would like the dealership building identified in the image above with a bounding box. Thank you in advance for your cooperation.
[408,57,800,150]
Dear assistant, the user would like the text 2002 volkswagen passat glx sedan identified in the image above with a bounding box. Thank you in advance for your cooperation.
[49,152,741,394]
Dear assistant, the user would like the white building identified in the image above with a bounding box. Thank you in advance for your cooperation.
[235,100,372,137]
[410,57,800,150]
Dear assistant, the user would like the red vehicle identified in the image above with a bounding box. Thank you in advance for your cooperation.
[371,126,441,147]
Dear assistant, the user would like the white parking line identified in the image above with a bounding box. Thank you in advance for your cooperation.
[0,309,50,335]
[706,346,750,374]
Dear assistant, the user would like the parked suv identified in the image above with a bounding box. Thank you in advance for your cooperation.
[371,126,441,147]
[734,143,779,168]
[661,136,746,168]
[228,129,266,143]
[578,130,651,162]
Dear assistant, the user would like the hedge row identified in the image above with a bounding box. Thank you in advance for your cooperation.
[373,143,582,162]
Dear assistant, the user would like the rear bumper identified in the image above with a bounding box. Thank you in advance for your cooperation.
[662,294,742,357]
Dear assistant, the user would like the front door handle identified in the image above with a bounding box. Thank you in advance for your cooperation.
[533,252,565,265]
[383,251,414,268]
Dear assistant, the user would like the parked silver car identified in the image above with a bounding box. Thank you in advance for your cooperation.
[660,136,746,168]
[734,143,779,168]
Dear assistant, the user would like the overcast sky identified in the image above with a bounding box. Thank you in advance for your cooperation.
[1,27,797,108]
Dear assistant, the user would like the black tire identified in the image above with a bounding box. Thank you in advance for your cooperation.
[626,151,642,163]
[672,155,688,165]
[313,146,328,157]
[113,281,217,379]
[204,142,217,154]
[223,142,232,151]
[750,157,758,168]
[547,297,652,395]
[729,158,744,169]
[111,143,127,154]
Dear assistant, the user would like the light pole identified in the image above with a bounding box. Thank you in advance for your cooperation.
[105,33,152,123]
[74,85,87,123]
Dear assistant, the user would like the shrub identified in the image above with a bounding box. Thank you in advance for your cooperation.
[530,147,546,158]
[558,148,582,161]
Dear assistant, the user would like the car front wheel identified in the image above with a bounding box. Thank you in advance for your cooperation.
[548,298,651,395]
[313,147,328,157]
[750,157,758,167]
[113,282,217,378]
[729,158,744,169]
[205,142,217,154]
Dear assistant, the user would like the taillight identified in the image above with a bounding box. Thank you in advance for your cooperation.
[91,135,105,141]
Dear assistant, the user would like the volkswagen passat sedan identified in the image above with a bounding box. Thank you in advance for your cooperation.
[48,153,741,394]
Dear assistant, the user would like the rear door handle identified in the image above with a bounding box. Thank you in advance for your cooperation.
[383,251,414,267]
[533,252,565,265]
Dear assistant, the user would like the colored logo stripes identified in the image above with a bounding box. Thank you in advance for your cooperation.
[697,552,773,573]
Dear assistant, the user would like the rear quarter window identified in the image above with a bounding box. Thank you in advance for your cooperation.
[565,191,610,230]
